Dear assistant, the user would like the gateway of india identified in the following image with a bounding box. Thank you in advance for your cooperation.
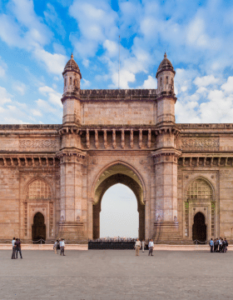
[0,53,232,243]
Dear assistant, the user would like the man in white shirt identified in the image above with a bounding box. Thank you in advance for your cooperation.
[148,239,154,256]
[11,237,16,259]
[60,239,66,256]
[135,239,141,256]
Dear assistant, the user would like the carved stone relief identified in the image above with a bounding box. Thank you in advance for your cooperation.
[181,138,219,151]
[19,139,58,150]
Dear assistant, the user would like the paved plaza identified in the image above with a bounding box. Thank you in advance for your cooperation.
[0,250,233,300]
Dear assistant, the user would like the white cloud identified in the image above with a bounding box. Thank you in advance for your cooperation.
[0,87,12,105]
[39,86,62,107]
[82,79,91,88]
[13,82,26,95]
[69,0,118,57]
[111,69,135,89]
[140,75,157,89]
[221,77,233,94]
[34,47,67,75]
[194,75,220,87]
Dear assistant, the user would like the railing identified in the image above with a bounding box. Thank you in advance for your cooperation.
[193,240,207,245]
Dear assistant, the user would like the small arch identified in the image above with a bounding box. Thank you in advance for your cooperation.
[64,78,67,86]
[192,212,206,242]
[70,77,72,85]
[166,76,168,84]
[32,212,46,242]
[160,77,162,87]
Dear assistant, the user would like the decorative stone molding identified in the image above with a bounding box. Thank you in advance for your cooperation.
[19,139,58,149]
[0,155,59,167]
[56,150,86,164]
[181,138,219,151]
[80,89,157,100]
[178,155,233,167]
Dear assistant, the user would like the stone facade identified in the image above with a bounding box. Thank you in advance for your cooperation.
[0,54,232,243]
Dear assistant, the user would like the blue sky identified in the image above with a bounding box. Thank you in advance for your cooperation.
[1,0,233,124]
[1,0,233,237]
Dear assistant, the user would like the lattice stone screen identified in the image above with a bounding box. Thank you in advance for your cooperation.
[28,180,51,200]
[187,179,212,201]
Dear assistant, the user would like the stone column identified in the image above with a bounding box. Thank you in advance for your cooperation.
[153,149,181,241]
[58,152,86,241]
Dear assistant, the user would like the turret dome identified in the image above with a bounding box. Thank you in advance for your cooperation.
[156,53,175,78]
[63,54,82,78]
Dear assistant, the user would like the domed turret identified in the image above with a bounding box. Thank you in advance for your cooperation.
[156,53,175,95]
[62,54,82,94]
[156,53,175,78]
[63,54,82,77]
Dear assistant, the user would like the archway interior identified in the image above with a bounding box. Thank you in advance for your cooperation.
[93,164,145,240]
[192,212,206,242]
[32,212,46,241]
[100,184,139,238]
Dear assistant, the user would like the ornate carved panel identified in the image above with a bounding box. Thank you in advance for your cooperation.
[19,139,58,150]
[181,138,219,151]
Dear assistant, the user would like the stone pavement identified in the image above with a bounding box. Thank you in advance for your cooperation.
[0,250,233,300]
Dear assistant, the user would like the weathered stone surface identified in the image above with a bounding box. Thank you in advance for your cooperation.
[0,55,233,243]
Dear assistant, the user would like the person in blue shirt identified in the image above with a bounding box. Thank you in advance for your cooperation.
[209,238,214,253]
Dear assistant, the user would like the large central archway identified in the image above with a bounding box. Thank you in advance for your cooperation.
[93,163,145,240]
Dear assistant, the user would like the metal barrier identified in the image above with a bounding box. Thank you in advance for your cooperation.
[193,240,207,245]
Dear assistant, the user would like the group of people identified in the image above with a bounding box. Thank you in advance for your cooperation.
[53,239,66,256]
[209,238,228,253]
[11,237,23,259]
[134,239,154,256]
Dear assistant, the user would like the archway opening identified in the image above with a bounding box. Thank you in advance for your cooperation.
[32,212,46,242]
[192,212,206,242]
[100,184,139,238]
[93,164,145,240]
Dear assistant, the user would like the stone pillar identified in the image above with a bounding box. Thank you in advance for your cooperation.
[153,149,181,241]
[58,152,86,242]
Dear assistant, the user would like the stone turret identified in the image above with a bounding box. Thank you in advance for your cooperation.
[156,53,176,124]
[156,53,175,95]
[61,54,82,124]
[63,54,82,94]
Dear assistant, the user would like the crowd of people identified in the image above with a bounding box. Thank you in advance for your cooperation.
[11,237,23,259]
[209,238,228,253]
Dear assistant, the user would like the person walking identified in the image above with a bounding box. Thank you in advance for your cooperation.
[56,239,60,254]
[224,238,228,253]
[214,238,219,252]
[11,237,16,259]
[148,239,154,256]
[209,238,214,253]
[15,238,23,259]
[60,239,65,256]
[219,238,223,253]
[141,240,145,253]
[134,239,141,256]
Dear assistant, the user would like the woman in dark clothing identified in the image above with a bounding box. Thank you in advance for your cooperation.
[15,238,23,259]
[56,239,60,254]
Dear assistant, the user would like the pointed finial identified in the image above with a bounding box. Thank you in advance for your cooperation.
[71,53,74,59]
[164,52,167,59]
